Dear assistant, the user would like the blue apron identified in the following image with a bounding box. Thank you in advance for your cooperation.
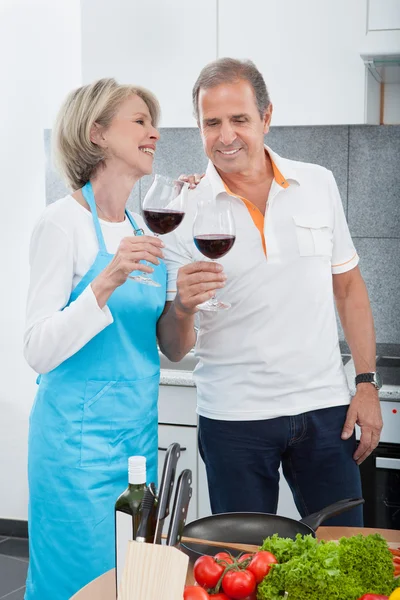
[25,182,166,600]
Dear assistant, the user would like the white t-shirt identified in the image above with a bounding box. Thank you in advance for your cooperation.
[163,147,358,421]
[24,195,157,374]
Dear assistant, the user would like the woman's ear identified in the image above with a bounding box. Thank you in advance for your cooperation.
[90,123,107,148]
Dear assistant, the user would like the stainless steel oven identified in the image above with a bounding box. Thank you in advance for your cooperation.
[360,441,400,529]
[351,355,400,529]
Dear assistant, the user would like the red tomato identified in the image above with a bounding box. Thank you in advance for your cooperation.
[358,596,389,599]
[194,555,225,589]
[246,550,278,584]
[238,553,254,564]
[210,594,231,600]
[184,586,210,600]
[222,570,256,599]
[214,552,234,565]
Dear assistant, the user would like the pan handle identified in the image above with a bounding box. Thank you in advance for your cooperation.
[299,498,365,531]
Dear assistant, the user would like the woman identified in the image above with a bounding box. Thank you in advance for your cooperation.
[24,78,224,599]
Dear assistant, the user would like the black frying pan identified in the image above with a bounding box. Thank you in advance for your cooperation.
[181,497,364,562]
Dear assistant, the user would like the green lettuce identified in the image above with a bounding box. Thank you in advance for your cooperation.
[257,533,400,600]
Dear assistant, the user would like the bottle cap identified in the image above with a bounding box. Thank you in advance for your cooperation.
[128,456,146,484]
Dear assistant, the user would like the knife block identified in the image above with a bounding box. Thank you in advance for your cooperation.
[118,541,189,600]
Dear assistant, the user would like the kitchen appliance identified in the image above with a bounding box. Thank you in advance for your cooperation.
[180,497,364,562]
[345,354,400,530]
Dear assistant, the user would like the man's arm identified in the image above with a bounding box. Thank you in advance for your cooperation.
[157,301,196,363]
[157,261,226,362]
[333,266,383,464]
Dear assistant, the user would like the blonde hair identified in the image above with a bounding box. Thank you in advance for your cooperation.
[53,78,160,190]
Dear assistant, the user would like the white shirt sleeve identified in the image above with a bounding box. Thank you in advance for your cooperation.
[163,229,193,302]
[328,171,359,274]
[24,216,113,374]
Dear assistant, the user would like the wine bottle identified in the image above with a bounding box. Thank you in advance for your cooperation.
[115,456,147,592]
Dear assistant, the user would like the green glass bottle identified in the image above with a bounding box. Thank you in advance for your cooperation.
[115,456,147,591]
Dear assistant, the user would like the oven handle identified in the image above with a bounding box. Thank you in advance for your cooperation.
[376,457,400,470]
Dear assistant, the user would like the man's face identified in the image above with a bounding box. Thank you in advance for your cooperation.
[198,79,272,174]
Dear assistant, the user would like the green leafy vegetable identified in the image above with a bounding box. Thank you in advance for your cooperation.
[257,533,400,600]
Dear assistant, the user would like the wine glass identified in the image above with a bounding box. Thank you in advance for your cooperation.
[193,192,236,311]
[131,174,188,287]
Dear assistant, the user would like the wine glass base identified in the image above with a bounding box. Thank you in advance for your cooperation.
[196,299,231,312]
[128,275,161,287]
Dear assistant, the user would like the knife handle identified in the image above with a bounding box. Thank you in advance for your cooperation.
[135,487,155,542]
[166,469,192,546]
[156,443,181,521]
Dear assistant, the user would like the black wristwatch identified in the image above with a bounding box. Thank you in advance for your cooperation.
[355,372,382,390]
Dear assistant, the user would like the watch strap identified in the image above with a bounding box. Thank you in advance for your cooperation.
[355,372,379,389]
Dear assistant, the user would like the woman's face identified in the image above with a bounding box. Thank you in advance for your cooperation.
[98,94,160,177]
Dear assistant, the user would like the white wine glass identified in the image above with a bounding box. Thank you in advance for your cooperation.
[193,193,236,311]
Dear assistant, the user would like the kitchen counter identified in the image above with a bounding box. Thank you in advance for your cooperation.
[72,527,400,599]
[160,368,195,387]
[160,344,400,397]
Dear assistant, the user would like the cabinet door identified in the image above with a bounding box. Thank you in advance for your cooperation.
[368,0,400,31]
[219,0,367,125]
[158,383,197,426]
[158,425,198,533]
[81,0,217,127]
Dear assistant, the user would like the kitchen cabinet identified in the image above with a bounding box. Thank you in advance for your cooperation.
[368,0,400,30]
[218,0,367,125]
[81,0,217,127]
[158,379,211,523]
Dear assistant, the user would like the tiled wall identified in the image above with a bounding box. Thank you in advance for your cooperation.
[44,125,400,344]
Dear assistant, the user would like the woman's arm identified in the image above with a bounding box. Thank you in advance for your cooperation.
[24,216,113,374]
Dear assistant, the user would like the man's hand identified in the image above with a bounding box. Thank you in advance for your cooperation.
[173,261,227,316]
[178,173,205,189]
[341,384,383,465]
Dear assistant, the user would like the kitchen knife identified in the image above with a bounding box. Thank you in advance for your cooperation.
[154,442,181,544]
[166,469,192,547]
[135,486,156,543]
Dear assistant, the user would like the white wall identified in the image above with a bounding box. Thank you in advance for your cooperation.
[0,0,81,521]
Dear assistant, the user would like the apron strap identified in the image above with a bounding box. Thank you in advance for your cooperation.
[82,182,107,252]
[125,210,144,236]
[82,182,145,252]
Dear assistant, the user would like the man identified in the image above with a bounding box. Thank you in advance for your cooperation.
[157,58,383,526]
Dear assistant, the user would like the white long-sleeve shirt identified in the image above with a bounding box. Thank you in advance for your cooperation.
[24,195,153,374]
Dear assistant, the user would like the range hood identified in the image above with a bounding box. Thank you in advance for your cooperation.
[361,52,400,84]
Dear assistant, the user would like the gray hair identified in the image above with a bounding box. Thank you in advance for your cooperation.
[192,58,270,121]
[53,78,160,191]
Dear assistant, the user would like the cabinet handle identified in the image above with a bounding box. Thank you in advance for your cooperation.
[376,457,400,470]
[158,446,187,452]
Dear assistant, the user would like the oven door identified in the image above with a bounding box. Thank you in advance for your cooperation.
[360,442,400,529]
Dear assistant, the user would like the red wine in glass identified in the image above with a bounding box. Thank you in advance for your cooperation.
[193,193,236,311]
[131,174,188,287]
[143,208,185,235]
[194,234,236,259]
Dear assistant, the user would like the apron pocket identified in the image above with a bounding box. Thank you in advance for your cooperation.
[80,374,159,468]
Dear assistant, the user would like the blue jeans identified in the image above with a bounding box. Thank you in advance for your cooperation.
[198,404,363,527]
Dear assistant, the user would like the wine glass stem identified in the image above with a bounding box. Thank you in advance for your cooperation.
[210,260,219,305]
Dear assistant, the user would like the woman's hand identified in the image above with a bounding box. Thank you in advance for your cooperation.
[173,261,227,316]
[178,173,205,189]
[92,235,164,307]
